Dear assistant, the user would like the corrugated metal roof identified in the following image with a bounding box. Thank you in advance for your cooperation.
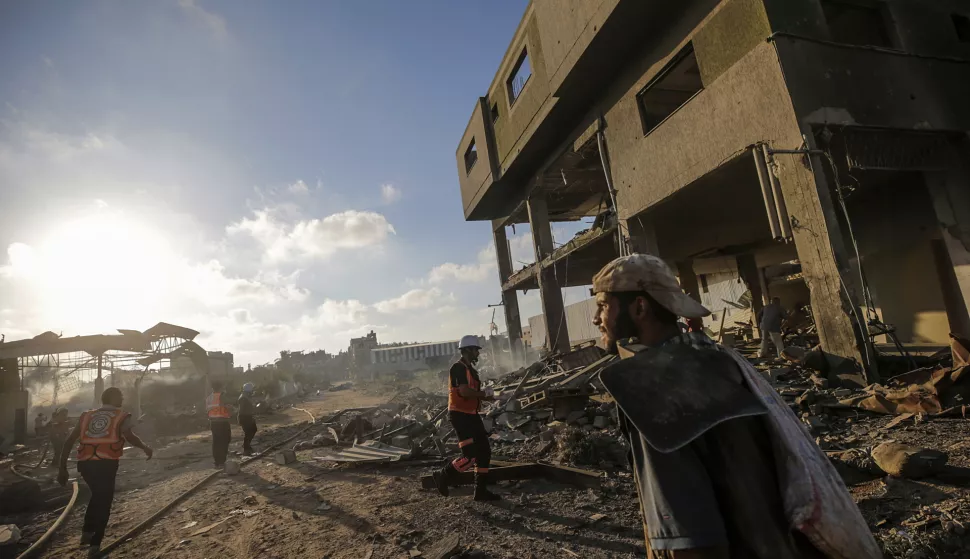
[312,440,411,463]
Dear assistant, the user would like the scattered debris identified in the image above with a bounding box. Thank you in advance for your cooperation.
[0,524,21,546]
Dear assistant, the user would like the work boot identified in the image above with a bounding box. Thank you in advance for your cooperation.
[432,463,456,497]
[80,532,94,547]
[473,471,501,502]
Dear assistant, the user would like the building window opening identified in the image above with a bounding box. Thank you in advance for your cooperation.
[491,102,500,124]
[953,14,970,43]
[507,48,532,105]
[636,43,703,136]
[464,139,478,173]
[820,0,896,48]
[700,273,710,293]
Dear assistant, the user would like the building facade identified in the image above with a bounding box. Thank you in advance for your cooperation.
[456,0,970,380]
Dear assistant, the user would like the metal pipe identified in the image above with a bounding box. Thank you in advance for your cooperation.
[596,124,625,256]
[762,144,793,239]
[752,146,782,239]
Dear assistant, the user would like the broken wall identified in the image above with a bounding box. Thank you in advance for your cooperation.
[844,172,951,344]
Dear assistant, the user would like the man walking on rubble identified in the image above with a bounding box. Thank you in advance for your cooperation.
[431,335,501,501]
[758,296,787,359]
[591,254,879,558]
[238,382,258,456]
[58,387,153,557]
[206,380,232,468]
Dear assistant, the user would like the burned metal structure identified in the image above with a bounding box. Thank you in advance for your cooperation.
[455,0,970,377]
[0,323,208,442]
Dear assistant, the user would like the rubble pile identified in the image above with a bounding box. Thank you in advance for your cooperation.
[755,333,970,558]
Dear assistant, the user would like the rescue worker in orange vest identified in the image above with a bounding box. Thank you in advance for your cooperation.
[431,335,500,501]
[206,380,233,468]
[57,387,152,557]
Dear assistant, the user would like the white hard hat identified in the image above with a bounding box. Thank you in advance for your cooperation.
[458,335,481,350]
[242,383,254,393]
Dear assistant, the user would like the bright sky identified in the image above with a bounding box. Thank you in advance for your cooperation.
[0,0,592,366]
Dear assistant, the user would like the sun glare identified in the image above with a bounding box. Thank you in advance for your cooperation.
[27,213,176,333]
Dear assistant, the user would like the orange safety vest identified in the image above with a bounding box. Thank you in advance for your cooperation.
[448,362,481,414]
[77,408,130,461]
[206,392,231,419]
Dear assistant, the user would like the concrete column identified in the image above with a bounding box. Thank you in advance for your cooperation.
[736,253,765,319]
[527,197,571,355]
[925,166,970,335]
[770,138,872,375]
[675,261,701,303]
[493,224,524,366]
[626,215,660,255]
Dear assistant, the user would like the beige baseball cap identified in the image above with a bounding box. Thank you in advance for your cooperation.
[592,254,711,319]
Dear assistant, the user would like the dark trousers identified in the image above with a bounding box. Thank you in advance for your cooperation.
[448,411,491,472]
[239,415,257,453]
[77,459,119,546]
[210,421,232,466]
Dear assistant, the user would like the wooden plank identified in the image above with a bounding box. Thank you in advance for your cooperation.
[538,463,604,489]
[420,464,541,489]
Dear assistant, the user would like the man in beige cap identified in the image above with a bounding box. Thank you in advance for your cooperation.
[591,254,874,559]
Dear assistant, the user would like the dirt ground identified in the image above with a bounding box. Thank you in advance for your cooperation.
[13,388,642,559]
[5,379,969,558]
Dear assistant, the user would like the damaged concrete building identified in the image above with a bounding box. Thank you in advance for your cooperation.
[455,0,970,378]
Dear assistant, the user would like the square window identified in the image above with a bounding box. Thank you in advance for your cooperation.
[636,44,703,136]
[464,139,478,174]
[507,48,532,105]
[820,0,896,48]
[700,274,710,293]
[953,13,970,43]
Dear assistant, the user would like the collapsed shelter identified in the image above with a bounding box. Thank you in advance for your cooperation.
[454,0,970,379]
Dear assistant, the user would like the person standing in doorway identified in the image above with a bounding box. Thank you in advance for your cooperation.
[58,387,153,557]
[206,380,232,468]
[238,382,258,456]
[758,297,786,359]
[431,335,500,501]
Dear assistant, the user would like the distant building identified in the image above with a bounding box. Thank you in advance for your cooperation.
[349,331,379,375]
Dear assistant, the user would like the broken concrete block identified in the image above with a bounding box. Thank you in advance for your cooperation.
[576,417,590,426]
[481,418,494,431]
[872,442,948,478]
[546,421,566,432]
[540,430,556,442]
[0,525,21,546]
[765,368,791,382]
[505,399,522,412]
[832,388,853,399]
[224,461,241,475]
[391,435,411,448]
[566,411,586,425]
[497,412,522,427]
[276,450,297,465]
[592,416,609,429]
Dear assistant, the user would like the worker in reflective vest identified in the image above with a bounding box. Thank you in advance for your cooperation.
[58,387,152,557]
[431,335,500,501]
[207,380,233,468]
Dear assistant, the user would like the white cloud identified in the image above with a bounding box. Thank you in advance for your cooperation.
[374,287,441,313]
[178,0,228,41]
[227,207,396,263]
[288,179,309,195]
[181,259,309,306]
[305,298,368,327]
[42,56,54,68]
[427,244,496,284]
[380,183,401,204]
